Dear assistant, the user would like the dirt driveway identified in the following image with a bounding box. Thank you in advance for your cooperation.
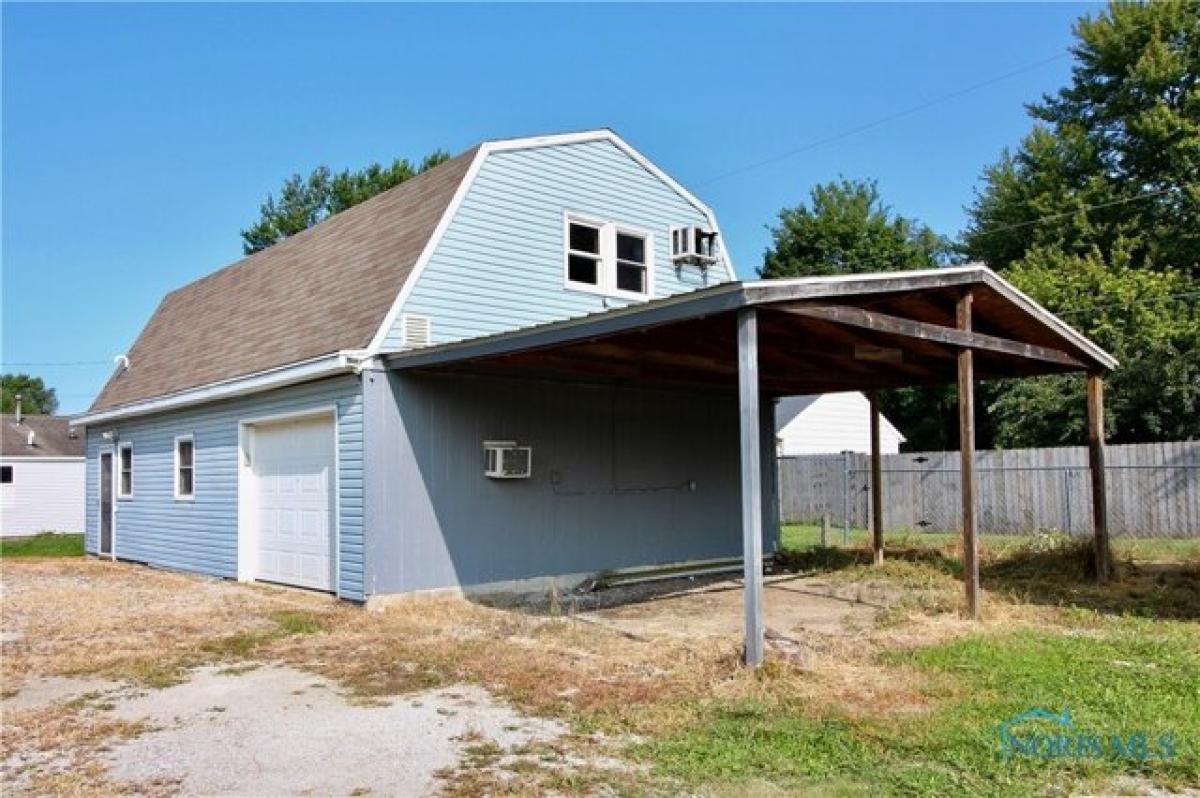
[1,559,892,796]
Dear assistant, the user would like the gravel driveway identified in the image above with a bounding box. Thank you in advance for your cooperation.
[0,560,638,796]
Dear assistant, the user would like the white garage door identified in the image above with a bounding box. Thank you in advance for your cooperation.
[252,415,335,591]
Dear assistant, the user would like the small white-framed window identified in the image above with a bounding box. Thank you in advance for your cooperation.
[615,229,648,295]
[117,442,133,499]
[174,435,195,500]
[563,214,654,300]
[566,219,603,288]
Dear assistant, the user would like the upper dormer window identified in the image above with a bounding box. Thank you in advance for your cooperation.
[616,232,647,294]
[563,215,653,300]
[567,221,602,287]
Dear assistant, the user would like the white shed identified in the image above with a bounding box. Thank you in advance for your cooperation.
[775,392,905,456]
[1,414,86,537]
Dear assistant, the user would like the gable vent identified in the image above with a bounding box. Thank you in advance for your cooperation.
[400,314,432,349]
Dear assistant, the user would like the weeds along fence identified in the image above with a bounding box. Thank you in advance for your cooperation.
[778,441,1199,539]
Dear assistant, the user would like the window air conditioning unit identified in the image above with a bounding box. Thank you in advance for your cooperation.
[670,225,719,266]
[483,440,532,479]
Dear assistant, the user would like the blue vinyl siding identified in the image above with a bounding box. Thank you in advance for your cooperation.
[384,139,735,348]
[84,376,365,600]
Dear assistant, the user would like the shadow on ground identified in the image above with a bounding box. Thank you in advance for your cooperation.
[775,538,1200,621]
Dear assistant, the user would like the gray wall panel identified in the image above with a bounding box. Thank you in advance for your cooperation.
[366,371,774,594]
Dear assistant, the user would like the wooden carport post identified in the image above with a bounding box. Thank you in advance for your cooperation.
[869,391,884,566]
[1087,374,1112,583]
[737,307,765,667]
[957,292,981,620]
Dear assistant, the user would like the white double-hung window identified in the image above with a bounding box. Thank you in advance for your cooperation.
[563,214,653,300]
[117,442,133,499]
[174,435,195,501]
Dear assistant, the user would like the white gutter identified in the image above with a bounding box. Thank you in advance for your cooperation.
[71,353,356,428]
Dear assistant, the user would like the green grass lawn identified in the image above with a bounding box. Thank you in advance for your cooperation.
[781,523,1200,562]
[0,532,85,558]
[645,619,1199,795]
[637,525,1200,795]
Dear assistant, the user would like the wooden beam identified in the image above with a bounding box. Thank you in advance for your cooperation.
[780,304,1085,369]
[576,342,738,376]
[856,345,904,364]
[869,391,884,566]
[762,313,952,384]
[958,293,981,620]
[738,308,765,667]
[1087,374,1112,583]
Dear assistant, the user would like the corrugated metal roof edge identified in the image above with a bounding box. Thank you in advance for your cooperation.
[384,265,1117,373]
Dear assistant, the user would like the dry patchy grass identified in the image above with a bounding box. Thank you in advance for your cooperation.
[0,555,1095,735]
[1,559,339,688]
[4,547,1197,796]
[0,702,165,796]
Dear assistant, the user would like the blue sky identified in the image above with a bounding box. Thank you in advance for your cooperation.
[2,2,1099,414]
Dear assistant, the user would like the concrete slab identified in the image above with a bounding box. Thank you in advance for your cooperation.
[573,574,886,641]
[102,665,565,797]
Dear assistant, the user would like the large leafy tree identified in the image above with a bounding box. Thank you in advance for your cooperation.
[241,151,450,254]
[1,374,58,415]
[760,179,963,450]
[992,247,1198,445]
[762,178,954,278]
[966,1,1199,274]
[965,0,1200,446]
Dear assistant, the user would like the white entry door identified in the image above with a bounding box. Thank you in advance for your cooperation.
[252,415,335,591]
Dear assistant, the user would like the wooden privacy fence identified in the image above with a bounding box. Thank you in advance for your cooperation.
[778,441,1199,538]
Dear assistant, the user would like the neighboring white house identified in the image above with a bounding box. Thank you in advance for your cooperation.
[775,392,906,456]
[1,413,86,537]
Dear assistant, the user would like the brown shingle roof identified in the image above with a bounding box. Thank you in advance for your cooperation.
[91,147,479,411]
[1,415,85,457]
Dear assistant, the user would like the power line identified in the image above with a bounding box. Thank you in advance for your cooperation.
[765,181,1197,276]
[698,11,1176,188]
[698,51,1070,187]
[963,184,1195,238]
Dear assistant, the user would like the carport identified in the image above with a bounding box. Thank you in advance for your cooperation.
[386,265,1117,665]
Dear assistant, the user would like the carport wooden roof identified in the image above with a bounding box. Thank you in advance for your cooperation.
[386,265,1117,667]
[385,265,1116,394]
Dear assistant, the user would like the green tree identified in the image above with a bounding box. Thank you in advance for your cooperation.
[965,0,1200,445]
[990,247,1199,446]
[240,151,450,254]
[965,1,1199,274]
[760,178,962,450]
[1,374,58,415]
[761,178,955,279]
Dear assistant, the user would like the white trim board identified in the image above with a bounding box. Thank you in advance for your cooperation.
[97,446,116,560]
[73,354,353,427]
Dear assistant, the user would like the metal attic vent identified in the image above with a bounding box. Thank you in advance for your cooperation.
[401,314,432,349]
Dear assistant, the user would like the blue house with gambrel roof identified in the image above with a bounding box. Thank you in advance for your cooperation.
[74,130,749,600]
[73,129,1115,617]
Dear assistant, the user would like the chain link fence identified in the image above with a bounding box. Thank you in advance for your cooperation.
[779,441,1199,540]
